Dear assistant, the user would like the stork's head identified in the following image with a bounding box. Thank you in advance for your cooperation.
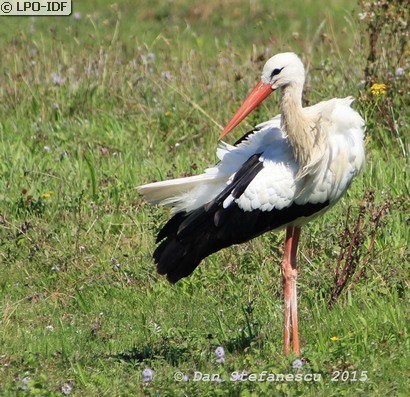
[219,52,305,139]
[261,52,305,90]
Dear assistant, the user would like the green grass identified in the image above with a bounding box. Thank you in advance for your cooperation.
[0,0,409,396]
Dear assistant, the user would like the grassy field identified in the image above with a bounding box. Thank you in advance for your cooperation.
[0,0,409,396]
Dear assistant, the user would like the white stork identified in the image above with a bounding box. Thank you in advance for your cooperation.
[137,52,365,356]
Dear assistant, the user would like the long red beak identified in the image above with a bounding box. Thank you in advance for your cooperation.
[219,81,273,140]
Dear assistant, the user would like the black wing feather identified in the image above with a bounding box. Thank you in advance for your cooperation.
[233,128,259,146]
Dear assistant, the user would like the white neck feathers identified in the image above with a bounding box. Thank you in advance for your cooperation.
[280,83,325,177]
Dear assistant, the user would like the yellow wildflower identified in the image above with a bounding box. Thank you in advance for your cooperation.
[370,83,387,95]
[41,192,54,198]
[330,336,340,341]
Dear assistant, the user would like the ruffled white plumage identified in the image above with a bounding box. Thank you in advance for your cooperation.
[138,97,364,223]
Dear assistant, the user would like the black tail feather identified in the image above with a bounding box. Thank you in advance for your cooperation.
[153,200,329,283]
[154,208,225,283]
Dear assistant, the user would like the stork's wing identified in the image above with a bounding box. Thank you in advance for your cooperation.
[154,145,329,283]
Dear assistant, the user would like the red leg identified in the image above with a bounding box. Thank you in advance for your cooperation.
[290,226,301,356]
[282,227,293,356]
[281,226,301,356]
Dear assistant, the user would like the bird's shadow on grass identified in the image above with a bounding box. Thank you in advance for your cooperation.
[107,301,262,365]
[107,334,257,366]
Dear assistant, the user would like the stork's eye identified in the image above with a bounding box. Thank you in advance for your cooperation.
[270,67,284,79]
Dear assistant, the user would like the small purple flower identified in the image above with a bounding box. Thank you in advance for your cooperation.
[111,257,121,270]
[396,67,404,76]
[215,346,225,364]
[142,368,153,382]
[161,71,172,81]
[20,376,31,391]
[292,359,303,369]
[73,12,82,21]
[147,52,155,61]
[51,72,64,86]
[61,383,73,395]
